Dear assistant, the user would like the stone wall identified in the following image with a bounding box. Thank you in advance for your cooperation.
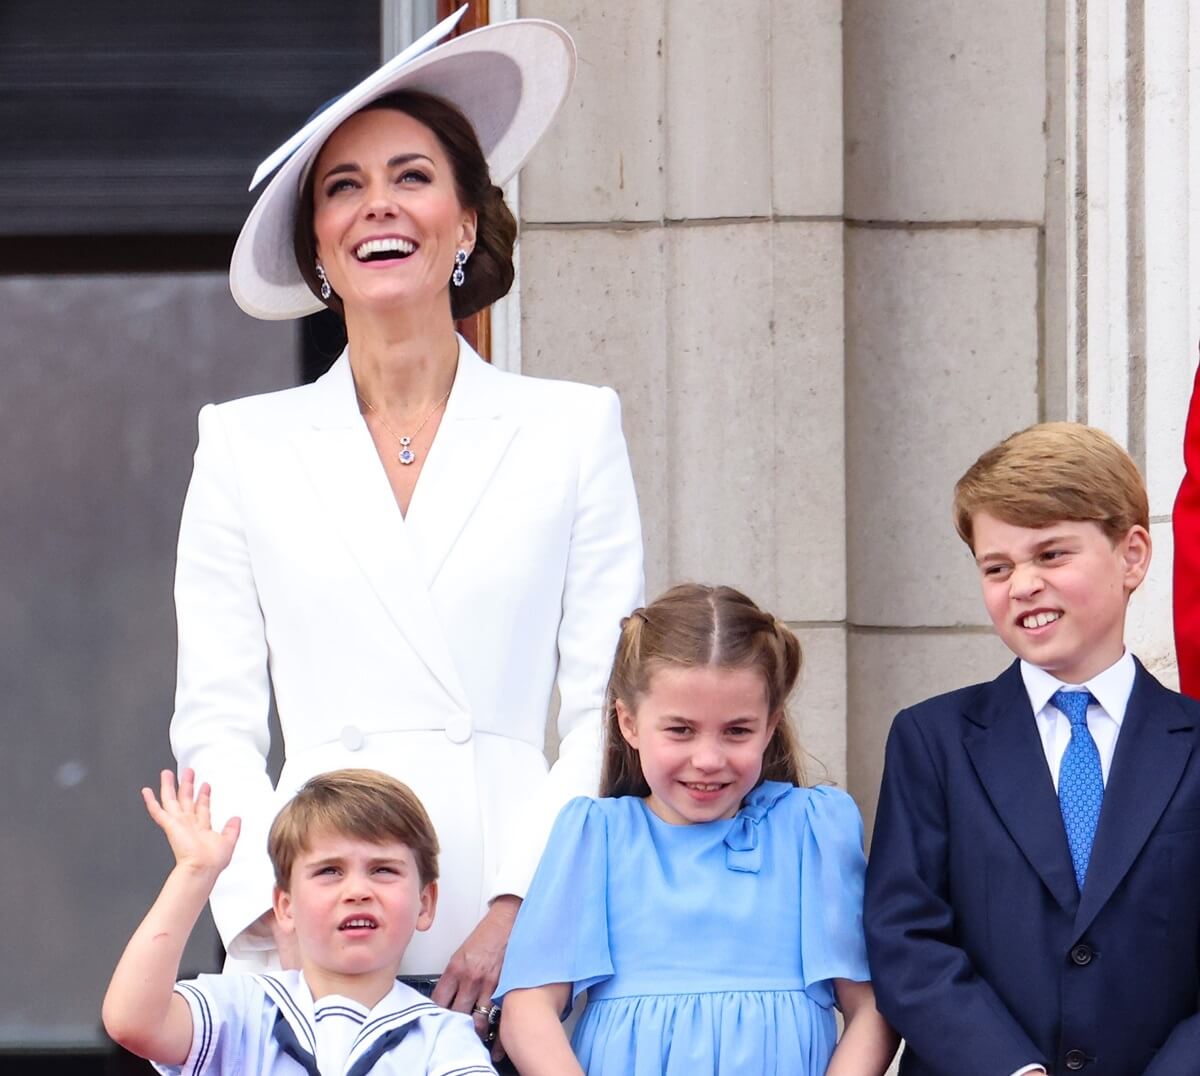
[517,0,1197,831]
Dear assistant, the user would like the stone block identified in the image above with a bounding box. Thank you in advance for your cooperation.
[771,0,844,217]
[773,221,846,621]
[667,221,845,621]
[519,2,666,223]
[847,628,1012,835]
[519,225,670,589]
[845,226,1039,627]
[790,624,849,790]
[844,0,1046,221]
[665,0,771,219]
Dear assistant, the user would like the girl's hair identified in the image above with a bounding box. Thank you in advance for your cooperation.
[600,583,806,798]
[293,89,517,321]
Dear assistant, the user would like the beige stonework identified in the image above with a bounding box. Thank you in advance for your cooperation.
[845,226,1040,629]
[843,0,1047,222]
[520,2,665,223]
[517,0,1187,828]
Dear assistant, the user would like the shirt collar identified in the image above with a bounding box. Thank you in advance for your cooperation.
[1020,649,1136,725]
[257,972,439,1073]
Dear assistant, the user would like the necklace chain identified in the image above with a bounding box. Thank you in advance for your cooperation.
[357,388,451,466]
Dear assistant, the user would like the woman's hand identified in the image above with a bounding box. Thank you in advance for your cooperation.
[143,768,240,879]
[433,894,521,1049]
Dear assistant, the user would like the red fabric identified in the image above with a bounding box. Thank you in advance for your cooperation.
[1175,362,1200,699]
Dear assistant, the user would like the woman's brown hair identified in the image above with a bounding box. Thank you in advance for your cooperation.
[600,584,806,798]
[293,89,517,321]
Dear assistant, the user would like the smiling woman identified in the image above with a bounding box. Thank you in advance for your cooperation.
[165,11,644,1063]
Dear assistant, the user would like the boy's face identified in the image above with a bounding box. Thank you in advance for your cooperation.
[971,512,1151,684]
[274,828,436,1001]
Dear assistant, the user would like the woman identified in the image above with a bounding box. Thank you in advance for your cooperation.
[169,11,644,1045]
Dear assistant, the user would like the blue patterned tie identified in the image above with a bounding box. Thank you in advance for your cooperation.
[1054,689,1103,890]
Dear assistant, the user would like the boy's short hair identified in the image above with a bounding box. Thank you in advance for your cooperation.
[953,421,1149,550]
[268,768,439,890]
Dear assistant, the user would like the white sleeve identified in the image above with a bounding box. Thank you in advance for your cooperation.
[489,386,644,900]
[424,1010,498,1075]
[170,404,277,954]
[152,975,252,1076]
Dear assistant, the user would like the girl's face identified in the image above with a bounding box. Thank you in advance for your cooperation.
[616,663,779,825]
[310,107,476,318]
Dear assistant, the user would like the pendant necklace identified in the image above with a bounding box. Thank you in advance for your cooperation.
[357,388,451,466]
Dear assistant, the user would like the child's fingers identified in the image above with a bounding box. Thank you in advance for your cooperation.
[158,769,179,810]
[195,782,213,828]
[177,768,196,813]
[141,786,167,825]
[222,816,242,845]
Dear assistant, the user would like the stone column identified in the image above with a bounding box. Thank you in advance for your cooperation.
[1065,0,1200,685]
[517,0,851,782]
[842,0,1049,827]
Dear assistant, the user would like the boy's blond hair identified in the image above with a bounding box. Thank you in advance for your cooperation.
[268,768,439,890]
[953,422,1149,551]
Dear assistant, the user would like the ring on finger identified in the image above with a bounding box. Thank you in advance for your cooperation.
[473,1004,492,1017]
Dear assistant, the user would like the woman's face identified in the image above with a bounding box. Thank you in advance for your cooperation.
[310,107,477,318]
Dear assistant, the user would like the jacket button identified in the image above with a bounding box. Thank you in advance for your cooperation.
[445,714,472,744]
[1070,943,1094,966]
[1065,1049,1087,1070]
[339,725,365,751]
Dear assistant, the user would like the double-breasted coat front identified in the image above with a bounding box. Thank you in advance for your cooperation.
[170,339,644,972]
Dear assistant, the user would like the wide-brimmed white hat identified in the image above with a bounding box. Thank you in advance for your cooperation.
[230,6,575,320]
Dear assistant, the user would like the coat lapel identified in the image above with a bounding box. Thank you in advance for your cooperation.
[404,342,518,587]
[1073,661,1196,936]
[963,662,1080,916]
[289,351,469,712]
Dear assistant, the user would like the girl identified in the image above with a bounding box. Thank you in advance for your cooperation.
[495,584,897,1075]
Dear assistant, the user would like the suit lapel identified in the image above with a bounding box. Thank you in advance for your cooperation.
[963,662,1080,915]
[404,342,518,587]
[290,351,469,712]
[1073,661,1196,936]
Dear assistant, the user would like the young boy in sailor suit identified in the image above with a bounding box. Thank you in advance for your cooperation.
[865,424,1200,1075]
[104,768,495,1076]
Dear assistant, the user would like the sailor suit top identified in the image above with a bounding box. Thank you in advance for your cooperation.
[154,970,495,1076]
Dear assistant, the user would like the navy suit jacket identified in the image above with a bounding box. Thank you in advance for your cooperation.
[865,659,1200,1075]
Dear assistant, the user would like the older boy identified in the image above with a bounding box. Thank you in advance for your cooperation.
[865,423,1200,1075]
[103,768,495,1075]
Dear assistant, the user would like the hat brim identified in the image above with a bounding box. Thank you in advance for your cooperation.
[230,18,575,321]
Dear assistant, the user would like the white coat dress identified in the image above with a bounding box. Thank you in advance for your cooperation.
[169,338,644,973]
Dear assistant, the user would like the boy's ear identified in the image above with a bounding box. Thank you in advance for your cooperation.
[273,885,295,933]
[1119,524,1152,592]
[416,881,438,933]
[615,699,639,748]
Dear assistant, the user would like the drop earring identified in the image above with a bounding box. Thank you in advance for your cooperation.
[452,248,469,287]
[315,263,332,301]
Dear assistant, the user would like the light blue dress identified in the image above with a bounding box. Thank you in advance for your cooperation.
[495,781,870,1075]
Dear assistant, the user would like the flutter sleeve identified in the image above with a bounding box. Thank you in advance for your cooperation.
[494,796,613,1012]
[798,785,871,1004]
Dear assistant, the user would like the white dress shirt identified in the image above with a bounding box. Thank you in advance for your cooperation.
[1007,649,1136,1076]
[1020,649,1135,790]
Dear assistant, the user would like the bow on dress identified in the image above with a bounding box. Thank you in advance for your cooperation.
[724,781,794,873]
